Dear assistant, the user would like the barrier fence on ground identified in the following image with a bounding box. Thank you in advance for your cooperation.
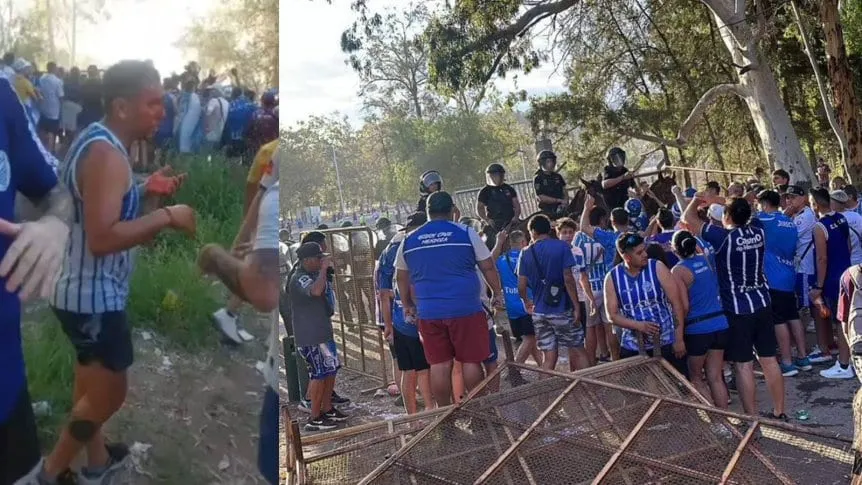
[286,356,854,485]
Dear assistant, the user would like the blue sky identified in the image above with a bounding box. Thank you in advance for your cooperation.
[281,0,568,128]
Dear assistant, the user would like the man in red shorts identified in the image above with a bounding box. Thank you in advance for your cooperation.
[395,192,503,406]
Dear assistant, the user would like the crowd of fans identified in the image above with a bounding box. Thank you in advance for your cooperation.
[0,53,278,168]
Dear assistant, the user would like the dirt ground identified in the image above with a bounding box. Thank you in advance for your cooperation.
[24,304,274,485]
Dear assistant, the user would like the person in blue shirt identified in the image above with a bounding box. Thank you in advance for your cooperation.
[754,190,810,377]
[604,232,687,376]
[683,193,786,421]
[222,87,256,163]
[671,231,729,409]
[647,208,679,268]
[625,197,648,232]
[491,229,542,365]
[810,187,855,380]
[516,215,587,371]
[394,191,502,406]
[378,213,432,415]
[0,75,74,484]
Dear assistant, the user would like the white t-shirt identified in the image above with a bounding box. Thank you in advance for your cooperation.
[843,210,862,265]
[204,97,229,142]
[792,206,816,275]
[38,73,64,120]
[570,244,587,302]
[254,182,280,390]
[0,65,14,79]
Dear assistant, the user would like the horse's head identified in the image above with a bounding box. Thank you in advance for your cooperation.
[580,177,603,198]
[643,171,678,217]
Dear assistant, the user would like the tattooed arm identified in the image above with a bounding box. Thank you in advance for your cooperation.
[199,185,280,312]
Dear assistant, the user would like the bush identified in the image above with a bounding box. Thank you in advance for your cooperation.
[127,155,247,350]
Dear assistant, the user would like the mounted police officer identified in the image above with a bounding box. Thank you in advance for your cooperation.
[601,146,635,210]
[416,170,460,220]
[533,150,568,218]
[477,163,521,231]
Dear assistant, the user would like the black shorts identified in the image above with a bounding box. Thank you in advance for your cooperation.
[684,329,729,357]
[392,328,429,372]
[726,306,777,363]
[0,384,40,484]
[509,315,535,339]
[53,309,134,372]
[770,290,800,324]
[38,117,60,134]
[620,344,688,379]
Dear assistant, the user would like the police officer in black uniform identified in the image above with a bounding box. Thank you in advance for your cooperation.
[601,146,635,210]
[416,170,460,220]
[477,163,520,231]
[533,150,568,218]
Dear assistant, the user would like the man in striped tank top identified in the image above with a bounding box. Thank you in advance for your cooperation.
[603,233,687,375]
[23,61,198,485]
[684,194,787,421]
[0,74,76,485]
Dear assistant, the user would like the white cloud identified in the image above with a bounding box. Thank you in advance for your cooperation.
[280,0,568,128]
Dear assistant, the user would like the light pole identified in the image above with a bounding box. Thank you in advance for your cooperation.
[517,148,527,181]
[331,145,346,216]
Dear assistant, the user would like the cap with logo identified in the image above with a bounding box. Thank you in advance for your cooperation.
[785,185,805,197]
[296,242,328,260]
[427,191,455,214]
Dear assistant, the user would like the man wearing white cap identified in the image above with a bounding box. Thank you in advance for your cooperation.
[835,189,862,266]
[708,204,724,225]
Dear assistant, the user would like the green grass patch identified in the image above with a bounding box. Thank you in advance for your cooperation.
[23,155,248,443]
[128,155,247,350]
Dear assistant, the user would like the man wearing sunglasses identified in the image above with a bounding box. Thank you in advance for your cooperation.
[683,194,787,421]
[603,233,687,375]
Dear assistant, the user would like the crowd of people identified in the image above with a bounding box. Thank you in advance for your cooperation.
[285,143,862,437]
[0,58,281,485]
[0,53,278,170]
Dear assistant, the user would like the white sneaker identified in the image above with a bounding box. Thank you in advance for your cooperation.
[212,308,243,344]
[819,361,856,379]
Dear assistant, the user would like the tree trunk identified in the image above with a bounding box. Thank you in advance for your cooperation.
[705,1,816,184]
[820,0,862,184]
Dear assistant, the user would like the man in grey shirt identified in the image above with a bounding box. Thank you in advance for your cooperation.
[290,242,348,431]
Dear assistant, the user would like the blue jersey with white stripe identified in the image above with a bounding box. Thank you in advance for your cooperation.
[497,250,530,319]
[574,232,609,293]
[609,259,675,351]
[754,211,798,292]
[52,122,140,314]
[676,255,728,335]
[401,220,483,319]
[0,77,60,423]
[701,223,770,315]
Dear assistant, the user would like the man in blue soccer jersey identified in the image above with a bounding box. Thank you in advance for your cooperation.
[753,190,809,377]
[684,193,787,421]
[0,74,75,484]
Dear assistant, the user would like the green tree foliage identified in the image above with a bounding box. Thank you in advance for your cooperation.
[177,0,278,90]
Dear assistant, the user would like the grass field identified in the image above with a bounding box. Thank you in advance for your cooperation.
[22,154,249,446]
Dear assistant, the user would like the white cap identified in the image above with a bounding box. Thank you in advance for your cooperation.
[12,58,30,72]
[708,203,724,222]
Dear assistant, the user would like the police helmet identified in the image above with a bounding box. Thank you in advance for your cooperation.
[419,170,443,194]
[606,147,627,166]
[537,150,557,164]
[486,163,506,174]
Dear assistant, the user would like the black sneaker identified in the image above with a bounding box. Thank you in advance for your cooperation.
[304,415,339,431]
[331,391,350,404]
[78,443,130,484]
[324,407,349,422]
[761,411,790,422]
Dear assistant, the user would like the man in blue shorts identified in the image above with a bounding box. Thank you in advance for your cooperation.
[290,242,348,431]
[0,69,74,485]
[492,230,542,365]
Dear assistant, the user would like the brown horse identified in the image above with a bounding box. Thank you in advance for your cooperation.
[641,172,679,217]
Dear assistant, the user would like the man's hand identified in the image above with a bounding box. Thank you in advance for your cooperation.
[809,288,823,303]
[496,230,508,246]
[145,166,187,197]
[587,296,598,317]
[523,298,535,315]
[0,216,69,301]
[671,185,682,197]
[673,339,686,359]
[383,325,394,344]
[491,293,505,310]
[639,322,661,337]
[231,241,253,258]
[164,204,197,237]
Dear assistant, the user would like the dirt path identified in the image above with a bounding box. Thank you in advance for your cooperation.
[23,304,273,485]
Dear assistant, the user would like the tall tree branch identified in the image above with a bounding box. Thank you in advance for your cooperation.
[676,83,750,145]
